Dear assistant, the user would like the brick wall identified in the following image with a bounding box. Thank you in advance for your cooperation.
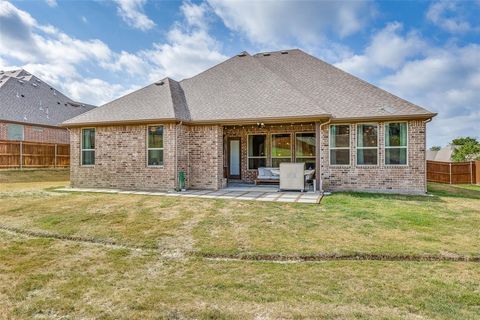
[320,120,426,194]
[70,123,224,191]
[224,123,315,183]
[0,121,69,144]
[186,125,224,189]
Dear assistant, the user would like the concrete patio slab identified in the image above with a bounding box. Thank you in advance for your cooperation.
[55,187,321,204]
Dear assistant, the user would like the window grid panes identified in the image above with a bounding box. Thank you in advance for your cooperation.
[329,125,350,165]
[247,134,266,169]
[81,128,95,165]
[357,124,378,165]
[271,133,292,167]
[147,126,164,166]
[295,132,316,169]
[385,122,408,165]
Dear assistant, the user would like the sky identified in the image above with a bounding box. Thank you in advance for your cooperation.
[0,0,479,147]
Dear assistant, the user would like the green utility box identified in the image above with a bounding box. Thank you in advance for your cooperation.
[178,171,186,191]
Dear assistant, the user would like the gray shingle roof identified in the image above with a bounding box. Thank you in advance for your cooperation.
[0,69,95,127]
[63,49,435,126]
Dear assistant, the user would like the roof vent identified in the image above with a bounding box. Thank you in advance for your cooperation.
[21,94,25,97]
[380,106,396,114]
[155,80,165,86]
[238,51,247,57]
[57,102,60,105]
[18,80,24,84]
[32,83,38,87]
[263,53,271,56]
[281,51,288,54]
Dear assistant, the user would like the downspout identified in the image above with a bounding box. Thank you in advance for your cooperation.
[175,121,182,191]
[423,118,433,194]
[318,119,331,193]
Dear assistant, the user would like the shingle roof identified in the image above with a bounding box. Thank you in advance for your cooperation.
[63,49,435,126]
[0,69,95,127]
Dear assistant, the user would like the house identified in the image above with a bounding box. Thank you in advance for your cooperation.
[426,145,457,162]
[62,49,436,194]
[0,69,94,144]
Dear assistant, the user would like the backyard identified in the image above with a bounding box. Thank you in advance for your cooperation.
[0,170,479,319]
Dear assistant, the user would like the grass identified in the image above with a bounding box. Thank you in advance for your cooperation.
[0,173,479,319]
[0,169,69,183]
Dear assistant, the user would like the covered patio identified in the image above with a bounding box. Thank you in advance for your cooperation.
[223,122,320,190]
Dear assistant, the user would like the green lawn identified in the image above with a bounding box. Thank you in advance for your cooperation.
[0,176,479,319]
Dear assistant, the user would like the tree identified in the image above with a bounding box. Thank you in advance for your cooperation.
[451,137,478,146]
[451,137,480,162]
[430,146,441,151]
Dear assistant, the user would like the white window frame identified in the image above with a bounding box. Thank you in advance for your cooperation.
[356,123,379,166]
[80,127,95,166]
[294,131,316,167]
[384,122,409,166]
[329,124,351,166]
[270,132,293,167]
[146,125,164,167]
[247,134,267,170]
[6,123,24,141]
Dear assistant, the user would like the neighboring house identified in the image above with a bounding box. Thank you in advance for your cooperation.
[63,49,436,194]
[0,69,94,144]
[426,145,458,162]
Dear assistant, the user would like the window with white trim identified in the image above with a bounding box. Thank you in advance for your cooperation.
[295,132,316,169]
[271,133,292,167]
[247,134,266,169]
[329,125,350,165]
[7,124,24,141]
[147,125,164,166]
[357,124,378,165]
[81,128,95,165]
[385,122,408,165]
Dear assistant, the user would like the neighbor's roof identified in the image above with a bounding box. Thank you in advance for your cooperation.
[0,69,95,127]
[426,145,457,162]
[63,49,435,126]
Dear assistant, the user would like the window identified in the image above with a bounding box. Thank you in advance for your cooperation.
[7,124,24,141]
[271,133,292,167]
[295,132,316,169]
[357,124,378,165]
[329,125,350,165]
[248,134,266,169]
[385,122,408,165]
[81,128,95,165]
[147,125,164,166]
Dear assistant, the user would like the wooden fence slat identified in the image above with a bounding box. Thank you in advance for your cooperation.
[0,140,69,169]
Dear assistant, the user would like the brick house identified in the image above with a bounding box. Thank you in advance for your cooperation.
[0,69,94,144]
[63,49,436,194]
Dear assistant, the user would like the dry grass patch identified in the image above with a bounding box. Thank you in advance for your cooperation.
[1,232,479,319]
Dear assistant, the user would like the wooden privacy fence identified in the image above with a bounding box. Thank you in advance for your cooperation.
[0,140,70,169]
[427,160,479,184]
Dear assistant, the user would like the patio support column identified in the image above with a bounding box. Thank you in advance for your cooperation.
[315,121,321,191]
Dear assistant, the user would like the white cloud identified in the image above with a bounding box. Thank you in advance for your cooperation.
[381,45,480,146]
[208,0,372,45]
[45,0,57,8]
[335,22,426,77]
[65,78,134,106]
[81,16,88,24]
[426,1,477,33]
[114,0,155,31]
[0,1,227,105]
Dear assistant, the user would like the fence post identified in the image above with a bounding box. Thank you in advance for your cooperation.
[471,161,473,184]
[19,141,23,170]
[54,144,57,168]
[449,162,452,184]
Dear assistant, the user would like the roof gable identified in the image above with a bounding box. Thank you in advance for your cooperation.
[0,69,95,127]
[62,49,435,126]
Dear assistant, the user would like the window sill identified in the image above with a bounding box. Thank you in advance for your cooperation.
[80,165,95,168]
[147,165,165,168]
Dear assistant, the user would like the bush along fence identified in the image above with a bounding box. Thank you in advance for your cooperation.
[427,160,479,184]
[0,140,69,169]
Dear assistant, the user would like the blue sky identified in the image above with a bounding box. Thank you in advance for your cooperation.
[1,0,479,147]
